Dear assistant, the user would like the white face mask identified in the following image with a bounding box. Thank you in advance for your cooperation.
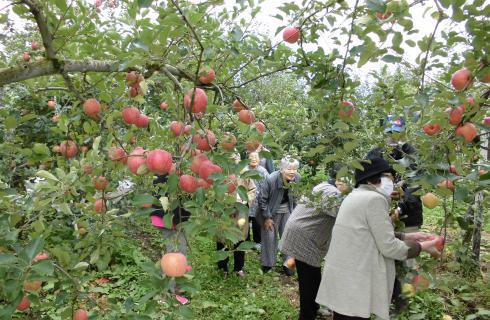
[377,176,394,198]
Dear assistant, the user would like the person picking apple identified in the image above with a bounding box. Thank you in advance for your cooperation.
[315,157,442,320]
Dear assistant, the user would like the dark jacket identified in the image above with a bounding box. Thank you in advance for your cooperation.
[399,185,423,227]
[258,170,300,219]
[150,175,191,227]
[367,144,423,228]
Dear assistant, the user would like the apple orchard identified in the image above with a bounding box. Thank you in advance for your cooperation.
[0,0,489,319]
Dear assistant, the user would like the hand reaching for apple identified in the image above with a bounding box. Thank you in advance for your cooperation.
[419,237,444,258]
[264,218,274,231]
[404,232,431,242]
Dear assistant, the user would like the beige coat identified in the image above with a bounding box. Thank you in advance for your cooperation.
[315,184,409,320]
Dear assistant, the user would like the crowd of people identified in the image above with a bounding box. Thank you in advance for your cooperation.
[149,118,444,320]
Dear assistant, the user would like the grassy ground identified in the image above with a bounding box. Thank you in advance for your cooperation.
[25,206,487,320]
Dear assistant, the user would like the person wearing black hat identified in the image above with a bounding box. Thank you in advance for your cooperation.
[315,157,442,320]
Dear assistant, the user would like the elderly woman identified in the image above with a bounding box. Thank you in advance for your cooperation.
[244,152,270,248]
[315,157,442,320]
[279,172,348,320]
[258,156,300,274]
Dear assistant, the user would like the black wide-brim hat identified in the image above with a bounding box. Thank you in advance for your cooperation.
[355,157,393,187]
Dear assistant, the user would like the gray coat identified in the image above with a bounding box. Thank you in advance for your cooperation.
[279,182,341,267]
[257,170,300,221]
[316,184,410,320]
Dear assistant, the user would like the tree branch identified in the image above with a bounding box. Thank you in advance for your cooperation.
[20,0,56,60]
[419,0,444,92]
[229,66,293,89]
[0,59,187,87]
[340,0,360,96]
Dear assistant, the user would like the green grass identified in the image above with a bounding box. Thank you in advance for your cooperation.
[186,238,297,320]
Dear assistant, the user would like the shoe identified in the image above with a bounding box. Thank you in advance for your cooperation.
[282,266,294,276]
[235,270,245,277]
[317,307,331,316]
[175,295,189,305]
[261,266,272,273]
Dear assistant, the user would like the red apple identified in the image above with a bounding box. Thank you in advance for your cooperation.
[338,101,354,119]
[183,88,208,113]
[161,252,187,277]
[193,129,217,151]
[411,275,430,290]
[93,176,109,190]
[24,280,42,292]
[170,121,185,136]
[31,41,40,50]
[127,147,146,175]
[245,139,261,152]
[83,98,101,118]
[455,122,477,143]
[376,11,392,20]
[448,107,463,125]
[254,121,266,133]
[220,133,237,151]
[197,178,211,190]
[190,154,210,174]
[179,175,198,193]
[80,146,89,153]
[160,102,169,110]
[83,165,93,174]
[129,136,137,144]
[16,296,30,311]
[109,146,127,163]
[47,100,56,109]
[146,149,173,175]
[73,308,89,320]
[232,99,245,112]
[33,252,49,262]
[437,179,455,192]
[122,107,140,125]
[482,116,490,126]
[238,109,255,124]
[135,114,149,128]
[282,26,300,43]
[423,123,441,136]
[183,124,192,135]
[60,140,78,158]
[94,199,107,213]
[449,165,458,175]
[198,67,215,84]
[125,71,138,85]
[23,52,30,62]
[225,174,238,193]
[198,162,222,184]
[451,68,472,91]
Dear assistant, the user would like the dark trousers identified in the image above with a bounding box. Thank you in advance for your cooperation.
[332,312,369,320]
[296,259,321,320]
[216,241,244,272]
[247,216,261,244]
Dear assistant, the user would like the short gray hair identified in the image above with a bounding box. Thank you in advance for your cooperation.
[279,156,299,172]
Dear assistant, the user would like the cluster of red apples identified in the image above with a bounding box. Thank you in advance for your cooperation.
[423,67,489,143]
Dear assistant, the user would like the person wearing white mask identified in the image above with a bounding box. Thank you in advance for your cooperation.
[315,157,443,320]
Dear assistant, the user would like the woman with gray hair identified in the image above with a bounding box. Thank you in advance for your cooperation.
[258,156,300,275]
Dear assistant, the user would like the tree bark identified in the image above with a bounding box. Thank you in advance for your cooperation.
[0,59,188,87]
